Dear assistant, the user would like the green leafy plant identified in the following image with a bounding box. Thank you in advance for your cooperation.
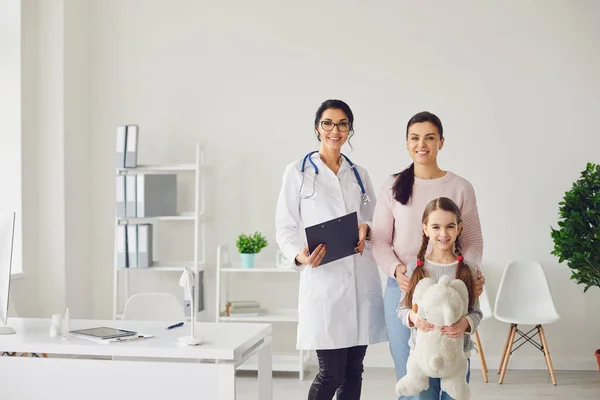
[236,232,268,254]
[551,162,600,292]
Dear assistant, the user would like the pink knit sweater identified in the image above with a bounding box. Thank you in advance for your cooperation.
[371,171,483,277]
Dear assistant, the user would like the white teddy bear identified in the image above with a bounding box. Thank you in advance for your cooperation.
[395,275,471,400]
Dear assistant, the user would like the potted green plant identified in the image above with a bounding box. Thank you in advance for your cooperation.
[550,162,600,370]
[236,232,268,268]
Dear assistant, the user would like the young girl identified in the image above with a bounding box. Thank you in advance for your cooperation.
[397,197,482,400]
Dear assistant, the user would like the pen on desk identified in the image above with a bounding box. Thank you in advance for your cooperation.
[115,335,145,343]
[166,322,184,330]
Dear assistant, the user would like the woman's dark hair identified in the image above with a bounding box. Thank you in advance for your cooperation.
[314,99,355,145]
[392,111,444,205]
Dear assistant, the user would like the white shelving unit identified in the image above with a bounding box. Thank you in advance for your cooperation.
[113,142,207,322]
[216,245,310,380]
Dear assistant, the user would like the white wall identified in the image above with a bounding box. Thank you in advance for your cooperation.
[9,0,93,318]
[13,0,600,370]
[10,0,41,317]
[63,0,92,319]
[0,0,23,276]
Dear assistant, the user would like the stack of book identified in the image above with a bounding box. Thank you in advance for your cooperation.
[225,301,261,317]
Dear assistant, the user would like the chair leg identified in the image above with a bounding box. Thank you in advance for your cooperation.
[499,324,517,384]
[537,326,551,375]
[474,330,488,383]
[539,326,557,386]
[498,324,513,374]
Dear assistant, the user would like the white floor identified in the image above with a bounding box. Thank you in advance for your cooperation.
[236,367,600,399]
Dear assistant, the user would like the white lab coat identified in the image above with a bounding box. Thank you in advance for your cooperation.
[275,153,388,350]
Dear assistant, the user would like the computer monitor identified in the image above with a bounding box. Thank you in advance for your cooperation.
[0,211,16,335]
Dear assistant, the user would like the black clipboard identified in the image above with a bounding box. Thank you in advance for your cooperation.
[305,212,359,266]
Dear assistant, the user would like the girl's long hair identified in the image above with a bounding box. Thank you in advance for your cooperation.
[402,197,475,309]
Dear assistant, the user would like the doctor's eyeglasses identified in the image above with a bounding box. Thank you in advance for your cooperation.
[320,120,352,132]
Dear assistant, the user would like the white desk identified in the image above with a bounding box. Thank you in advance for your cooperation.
[0,318,272,400]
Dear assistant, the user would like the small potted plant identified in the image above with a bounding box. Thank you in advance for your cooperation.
[236,232,268,269]
[551,162,600,370]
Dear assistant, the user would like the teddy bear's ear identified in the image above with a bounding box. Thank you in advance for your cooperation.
[412,277,435,304]
[450,279,469,316]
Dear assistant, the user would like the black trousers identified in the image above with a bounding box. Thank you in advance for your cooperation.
[308,345,368,400]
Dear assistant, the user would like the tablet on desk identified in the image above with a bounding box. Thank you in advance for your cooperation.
[70,327,137,340]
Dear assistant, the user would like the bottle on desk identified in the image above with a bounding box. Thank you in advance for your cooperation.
[62,308,70,339]
[50,313,61,338]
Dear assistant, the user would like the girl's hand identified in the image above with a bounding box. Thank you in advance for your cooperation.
[354,223,369,255]
[410,311,434,333]
[295,244,327,268]
[441,318,470,338]
[395,264,410,292]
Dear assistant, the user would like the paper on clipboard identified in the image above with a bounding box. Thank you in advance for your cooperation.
[305,212,359,266]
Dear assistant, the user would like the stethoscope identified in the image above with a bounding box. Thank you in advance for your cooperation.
[299,151,370,205]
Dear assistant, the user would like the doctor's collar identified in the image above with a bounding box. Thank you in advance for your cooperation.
[314,152,344,167]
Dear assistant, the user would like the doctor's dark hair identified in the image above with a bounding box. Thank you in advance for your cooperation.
[402,197,475,309]
[392,111,444,205]
[314,99,355,145]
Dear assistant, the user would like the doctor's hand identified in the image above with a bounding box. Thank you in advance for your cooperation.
[395,264,410,292]
[295,244,327,268]
[409,311,434,333]
[475,269,485,297]
[354,223,369,255]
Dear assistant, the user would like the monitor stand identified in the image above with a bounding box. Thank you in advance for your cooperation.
[0,325,16,335]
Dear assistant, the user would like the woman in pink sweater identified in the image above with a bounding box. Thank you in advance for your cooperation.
[371,111,485,399]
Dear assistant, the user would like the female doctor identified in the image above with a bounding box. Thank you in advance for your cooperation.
[275,99,387,400]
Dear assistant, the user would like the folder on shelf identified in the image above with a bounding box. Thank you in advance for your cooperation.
[115,176,126,218]
[127,225,138,268]
[136,174,177,217]
[305,211,359,266]
[125,175,137,217]
[137,224,153,268]
[124,124,139,168]
[115,126,127,168]
[116,225,127,269]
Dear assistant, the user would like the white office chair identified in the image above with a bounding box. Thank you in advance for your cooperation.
[117,293,187,362]
[122,292,185,321]
[473,286,493,383]
[494,260,559,385]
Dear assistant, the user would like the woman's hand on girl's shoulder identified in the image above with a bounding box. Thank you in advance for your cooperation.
[465,260,485,297]
[474,267,485,297]
[394,263,410,291]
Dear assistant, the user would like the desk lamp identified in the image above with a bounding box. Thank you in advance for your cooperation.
[178,267,203,346]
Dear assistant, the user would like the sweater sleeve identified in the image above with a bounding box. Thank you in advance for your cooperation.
[371,178,402,277]
[459,181,484,266]
[464,262,483,334]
